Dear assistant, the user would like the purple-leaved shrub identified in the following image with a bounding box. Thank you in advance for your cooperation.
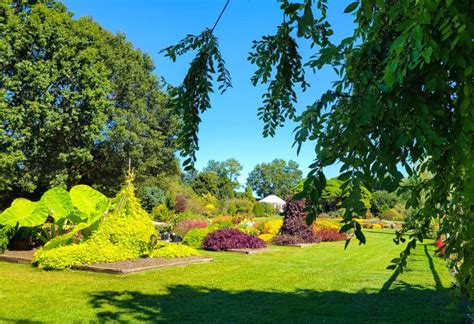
[202,228,266,251]
[274,199,318,245]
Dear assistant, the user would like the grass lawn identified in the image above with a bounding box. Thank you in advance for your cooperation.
[0,230,467,322]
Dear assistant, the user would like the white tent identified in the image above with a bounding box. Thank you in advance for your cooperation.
[258,194,286,212]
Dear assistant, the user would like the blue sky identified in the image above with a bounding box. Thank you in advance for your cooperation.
[64,0,355,186]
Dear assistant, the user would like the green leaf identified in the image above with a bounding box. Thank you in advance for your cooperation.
[344,1,359,13]
[41,188,74,221]
[70,185,108,218]
[0,199,48,228]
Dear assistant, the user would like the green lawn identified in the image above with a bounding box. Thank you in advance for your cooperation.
[0,230,467,322]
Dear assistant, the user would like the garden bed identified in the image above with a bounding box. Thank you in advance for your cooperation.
[0,249,36,264]
[0,250,212,274]
[73,256,213,274]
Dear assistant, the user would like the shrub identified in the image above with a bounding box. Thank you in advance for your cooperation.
[314,219,340,231]
[211,215,235,229]
[174,195,188,213]
[182,227,214,248]
[274,199,317,245]
[151,204,174,222]
[33,174,156,270]
[252,202,276,217]
[225,198,254,216]
[380,208,402,221]
[150,243,200,258]
[173,219,208,237]
[0,225,16,253]
[260,219,283,235]
[371,224,383,230]
[202,228,266,251]
[140,186,166,212]
[315,228,347,242]
[328,208,345,219]
[258,233,276,242]
[273,234,312,245]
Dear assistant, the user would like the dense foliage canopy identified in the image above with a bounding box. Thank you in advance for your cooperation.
[0,0,179,209]
[164,0,474,298]
[247,159,303,199]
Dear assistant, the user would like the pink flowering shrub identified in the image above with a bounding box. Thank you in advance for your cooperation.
[173,219,208,237]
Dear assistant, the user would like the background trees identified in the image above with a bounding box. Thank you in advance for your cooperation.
[0,0,179,209]
[247,159,302,199]
[163,0,473,297]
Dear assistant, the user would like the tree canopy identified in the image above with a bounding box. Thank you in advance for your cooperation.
[163,0,474,298]
[247,159,303,199]
[0,0,179,208]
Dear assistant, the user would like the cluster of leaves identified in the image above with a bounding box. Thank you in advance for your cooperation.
[33,172,156,269]
[182,227,215,249]
[202,228,266,251]
[149,243,200,258]
[274,199,318,245]
[314,228,347,242]
[0,183,109,249]
[161,29,231,171]
[0,0,179,208]
[247,159,303,198]
[0,225,16,253]
[252,202,277,217]
[172,219,208,238]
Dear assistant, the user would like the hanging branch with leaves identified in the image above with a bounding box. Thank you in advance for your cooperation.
[161,1,231,171]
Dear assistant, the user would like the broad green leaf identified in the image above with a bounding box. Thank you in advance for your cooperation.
[344,1,359,13]
[70,185,108,217]
[0,199,48,227]
[41,188,73,221]
[42,222,90,251]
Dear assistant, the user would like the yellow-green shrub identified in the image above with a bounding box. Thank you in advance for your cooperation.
[258,233,276,242]
[182,227,214,248]
[261,219,283,235]
[33,173,156,270]
[150,243,200,258]
[314,219,340,231]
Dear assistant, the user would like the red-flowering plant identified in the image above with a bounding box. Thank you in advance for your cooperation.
[315,228,347,242]
[436,239,445,257]
[202,228,266,251]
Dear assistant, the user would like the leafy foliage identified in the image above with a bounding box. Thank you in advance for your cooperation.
[274,199,317,244]
[161,29,231,171]
[149,243,200,258]
[0,0,179,209]
[165,0,474,297]
[314,228,347,242]
[173,219,208,238]
[202,228,266,251]
[0,225,16,253]
[252,202,277,217]
[33,172,156,269]
[182,227,214,249]
[247,159,303,198]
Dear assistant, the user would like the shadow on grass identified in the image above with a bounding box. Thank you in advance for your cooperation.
[89,284,465,322]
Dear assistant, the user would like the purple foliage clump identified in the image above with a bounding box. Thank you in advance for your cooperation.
[202,228,267,251]
[274,199,318,245]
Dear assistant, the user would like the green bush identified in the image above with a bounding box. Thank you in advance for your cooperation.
[140,186,166,212]
[226,198,253,215]
[252,202,276,217]
[33,174,156,270]
[151,204,175,222]
[150,243,200,258]
[183,227,215,248]
[380,208,403,221]
[0,225,16,253]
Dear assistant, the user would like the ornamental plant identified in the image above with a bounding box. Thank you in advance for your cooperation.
[33,171,156,270]
[173,219,208,237]
[274,199,317,245]
[315,228,347,242]
[150,243,200,258]
[202,228,266,251]
[182,227,215,248]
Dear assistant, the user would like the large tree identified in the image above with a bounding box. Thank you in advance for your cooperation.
[163,0,473,297]
[0,0,179,208]
[247,159,303,199]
